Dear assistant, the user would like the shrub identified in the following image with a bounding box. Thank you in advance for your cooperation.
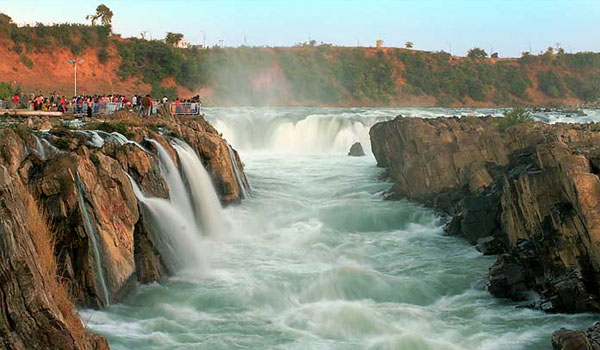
[97,47,108,63]
[498,108,532,131]
[19,55,33,69]
[537,70,567,98]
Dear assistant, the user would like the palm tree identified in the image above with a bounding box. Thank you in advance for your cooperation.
[405,41,413,49]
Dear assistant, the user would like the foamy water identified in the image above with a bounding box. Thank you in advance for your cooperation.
[81,107,599,349]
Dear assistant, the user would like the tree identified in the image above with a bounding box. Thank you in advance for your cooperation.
[86,4,113,26]
[491,52,499,58]
[467,47,488,59]
[405,41,413,49]
[0,13,12,37]
[165,32,184,46]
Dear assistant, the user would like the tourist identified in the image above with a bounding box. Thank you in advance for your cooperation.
[142,94,153,117]
[11,94,19,108]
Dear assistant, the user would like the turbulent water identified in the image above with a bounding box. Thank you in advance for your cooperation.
[81,107,600,350]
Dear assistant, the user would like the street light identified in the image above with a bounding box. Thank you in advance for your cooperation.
[68,59,84,96]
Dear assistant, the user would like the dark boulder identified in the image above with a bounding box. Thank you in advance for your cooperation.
[348,142,365,157]
[552,323,600,350]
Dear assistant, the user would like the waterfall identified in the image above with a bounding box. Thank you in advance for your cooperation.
[30,135,47,160]
[148,140,196,225]
[74,130,105,148]
[75,173,110,306]
[206,111,391,153]
[29,135,62,160]
[128,177,207,273]
[171,139,227,235]
[226,142,250,199]
[125,137,228,274]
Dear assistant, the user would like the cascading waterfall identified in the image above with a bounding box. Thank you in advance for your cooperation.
[128,176,207,273]
[125,137,227,273]
[171,139,227,235]
[148,139,197,225]
[226,142,250,199]
[82,107,600,350]
[205,109,392,152]
[75,173,110,307]
[29,135,62,160]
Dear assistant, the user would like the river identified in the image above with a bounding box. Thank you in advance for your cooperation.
[81,107,599,350]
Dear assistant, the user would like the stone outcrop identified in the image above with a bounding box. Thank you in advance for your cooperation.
[370,116,600,314]
[0,112,248,349]
[553,323,600,350]
[348,142,365,157]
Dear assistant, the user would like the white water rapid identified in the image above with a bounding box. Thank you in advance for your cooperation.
[81,107,600,350]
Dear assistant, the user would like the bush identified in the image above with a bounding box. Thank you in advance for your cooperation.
[19,55,33,68]
[498,108,532,131]
[97,48,108,63]
[537,70,567,98]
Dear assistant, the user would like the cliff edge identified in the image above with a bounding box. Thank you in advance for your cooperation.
[0,112,248,349]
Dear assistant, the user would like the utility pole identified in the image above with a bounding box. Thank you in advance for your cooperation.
[68,59,84,96]
[199,30,206,48]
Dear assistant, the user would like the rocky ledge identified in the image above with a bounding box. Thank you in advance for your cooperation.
[370,115,600,348]
[0,112,248,349]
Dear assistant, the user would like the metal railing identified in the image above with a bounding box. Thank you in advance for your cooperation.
[73,102,126,115]
[5,100,203,116]
[169,102,202,115]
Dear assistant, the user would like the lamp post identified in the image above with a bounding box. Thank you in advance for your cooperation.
[68,59,84,96]
[199,30,206,49]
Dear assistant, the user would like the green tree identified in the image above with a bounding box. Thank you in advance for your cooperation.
[405,41,413,49]
[0,13,12,37]
[86,4,113,27]
[165,32,184,46]
[467,47,488,60]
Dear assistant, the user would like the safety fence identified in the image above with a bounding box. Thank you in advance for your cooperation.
[169,103,202,115]
[72,102,201,116]
[72,102,125,115]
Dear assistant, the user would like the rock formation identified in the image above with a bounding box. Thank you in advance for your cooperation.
[0,112,248,349]
[348,142,365,157]
[553,323,600,350]
[371,115,600,338]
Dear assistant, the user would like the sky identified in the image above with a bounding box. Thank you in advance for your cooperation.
[1,0,599,57]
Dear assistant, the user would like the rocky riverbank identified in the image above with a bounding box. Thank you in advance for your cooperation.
[0,112,248,349]
[370,115,600,348]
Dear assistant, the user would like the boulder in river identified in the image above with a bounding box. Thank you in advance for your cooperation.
[552,323,600,350]
[348,142,365,157]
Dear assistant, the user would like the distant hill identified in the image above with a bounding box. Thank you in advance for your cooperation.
[1,13,599,107]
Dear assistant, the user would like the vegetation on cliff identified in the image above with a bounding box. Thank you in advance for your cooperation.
[1,10,600,106]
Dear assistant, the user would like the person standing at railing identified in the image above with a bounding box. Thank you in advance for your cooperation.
[86,97,93,118]
[175,97,182,114]
[142,94,153,117]
[11,94,19,109]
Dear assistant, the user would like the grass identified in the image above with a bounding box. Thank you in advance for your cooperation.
[26,196,86,340]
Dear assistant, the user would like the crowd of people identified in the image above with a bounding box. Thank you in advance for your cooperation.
[5,92,202,117]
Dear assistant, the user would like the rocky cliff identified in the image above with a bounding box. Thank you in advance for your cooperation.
[371,116,600,346]
[0,112,248,349]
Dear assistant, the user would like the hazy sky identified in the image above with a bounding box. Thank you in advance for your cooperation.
[1,0,599,57]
